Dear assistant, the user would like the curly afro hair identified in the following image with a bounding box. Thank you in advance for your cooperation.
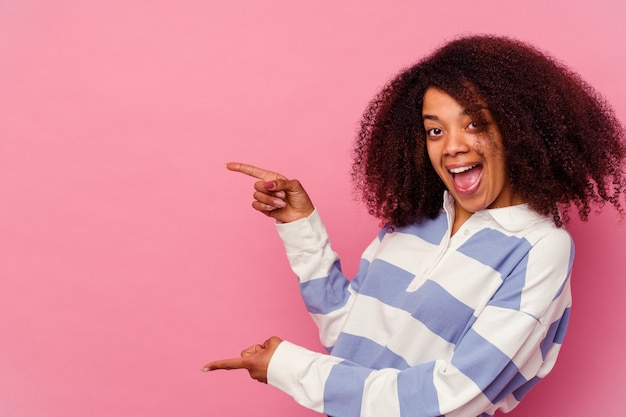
[352,34,626,227]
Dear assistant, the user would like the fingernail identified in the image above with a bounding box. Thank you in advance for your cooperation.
[200,367,209,372]
[263,181,274,189]
[274,199,286,208]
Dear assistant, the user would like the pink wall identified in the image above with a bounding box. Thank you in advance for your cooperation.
[0,1,624,416]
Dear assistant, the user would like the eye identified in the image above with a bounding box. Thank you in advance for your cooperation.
[466,120,490,134]
[426,127,443,137]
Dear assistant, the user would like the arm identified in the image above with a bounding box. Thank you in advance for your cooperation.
[212,163,572,415]
[275,209,381,349]
[226,161,379,347]
[266,229,573,417]
[201,163,377,385]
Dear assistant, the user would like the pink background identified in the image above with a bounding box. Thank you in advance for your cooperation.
[1,1,624,416]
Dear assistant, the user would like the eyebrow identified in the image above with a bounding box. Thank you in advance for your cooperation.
[422,106,489,121]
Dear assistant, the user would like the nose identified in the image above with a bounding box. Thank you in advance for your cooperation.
[443,129,469,157]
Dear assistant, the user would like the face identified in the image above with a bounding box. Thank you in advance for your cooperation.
[422,87,522,221]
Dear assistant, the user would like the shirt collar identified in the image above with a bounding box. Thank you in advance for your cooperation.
[442,191,553,232]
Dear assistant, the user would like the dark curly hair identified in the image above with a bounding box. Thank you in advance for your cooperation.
[352,35,626,227]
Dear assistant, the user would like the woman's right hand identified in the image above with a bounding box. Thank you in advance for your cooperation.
[226,162,315,223]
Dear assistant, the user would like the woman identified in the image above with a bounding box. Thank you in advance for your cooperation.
[202,35,626,416]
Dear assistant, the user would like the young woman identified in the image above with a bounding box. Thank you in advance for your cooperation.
[202,35,626,417]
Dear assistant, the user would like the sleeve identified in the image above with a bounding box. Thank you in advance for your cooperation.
[275,209,381,349]
[269,223,573,417]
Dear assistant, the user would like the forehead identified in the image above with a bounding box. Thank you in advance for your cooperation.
[422,87,490,120]
[422,88,466,117]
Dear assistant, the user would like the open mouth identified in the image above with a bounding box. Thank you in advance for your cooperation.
[450,164,482,194]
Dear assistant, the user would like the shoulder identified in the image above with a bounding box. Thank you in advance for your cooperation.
[488,204,572,246]
[463,207,574,278]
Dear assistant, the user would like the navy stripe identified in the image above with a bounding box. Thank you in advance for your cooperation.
[378,226,389,241]
[513,375,541,401]
[487,256,528,311]
[410,280,475,344]
[540,307,571,358]
[350,258,371,293]
[458,229,532,311]
[300,261,350,314]
[452,328,518,402]
[486,364,527,404]
[331,333,410,370]
[323,361,372,417]
[552,275,568,301]
[458,228,531,279]
[359,261,474,344]
[398,362,442,417]
[554,307,570,344]
[358,259,416,305]
[393,211,448,245]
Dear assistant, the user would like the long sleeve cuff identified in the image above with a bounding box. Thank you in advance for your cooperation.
[267,340,342,413]
[275,209,329,255]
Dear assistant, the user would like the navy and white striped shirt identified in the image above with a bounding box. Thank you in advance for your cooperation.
[268,193,573,417]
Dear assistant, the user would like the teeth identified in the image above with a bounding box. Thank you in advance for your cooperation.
[449,164,477,174]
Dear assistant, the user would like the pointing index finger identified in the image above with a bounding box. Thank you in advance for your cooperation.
[226,162,286,181]
[201,357,245,372]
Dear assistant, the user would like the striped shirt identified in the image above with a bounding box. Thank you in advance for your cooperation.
[267,193,573,417]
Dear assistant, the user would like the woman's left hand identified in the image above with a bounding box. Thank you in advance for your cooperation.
[201,336,283,383]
